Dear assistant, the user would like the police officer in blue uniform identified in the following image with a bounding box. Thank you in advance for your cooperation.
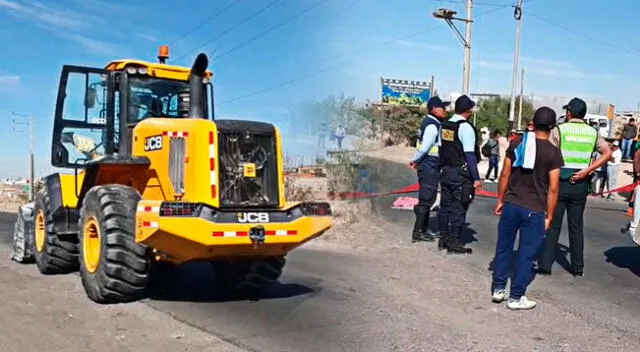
[437,95,483,254]
[409,96,450,242]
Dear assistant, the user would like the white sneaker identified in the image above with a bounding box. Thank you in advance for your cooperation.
[506,296,537,310]
[491,289,506,302]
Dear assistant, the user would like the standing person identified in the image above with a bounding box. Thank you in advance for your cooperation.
[334,124,346,149]
[317,121,328,148]
[590,150,607,197]
[483,130,501,182]
[621,118,637,160]
[606,141,622,200]
[491,107,563,310]
[409,96,449,242]
[436,95,483,254]
[536,97,612,277]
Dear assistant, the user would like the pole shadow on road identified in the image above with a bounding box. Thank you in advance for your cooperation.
[145,262,321,303]
[604,246,640,277]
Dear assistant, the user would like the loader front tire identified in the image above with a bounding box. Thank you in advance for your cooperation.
[211,256,286,297]
[32,187,79,274]
[78,185,151,304]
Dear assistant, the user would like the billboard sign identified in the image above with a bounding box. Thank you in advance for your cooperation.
[380,77,431,107]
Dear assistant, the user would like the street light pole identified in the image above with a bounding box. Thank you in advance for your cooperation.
[507,0,523,132]
[517,68,525,128]
[432,5,473,95]
[12,111,35,202]
[462,0,473,96]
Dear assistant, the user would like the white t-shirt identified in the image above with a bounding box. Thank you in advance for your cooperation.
[609,149,622,166]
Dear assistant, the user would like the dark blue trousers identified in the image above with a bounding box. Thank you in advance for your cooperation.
[491,202,546,299]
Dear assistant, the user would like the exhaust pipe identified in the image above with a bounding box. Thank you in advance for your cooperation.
[188,53,208,119]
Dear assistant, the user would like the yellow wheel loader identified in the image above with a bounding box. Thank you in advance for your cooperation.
[30,46,333,304]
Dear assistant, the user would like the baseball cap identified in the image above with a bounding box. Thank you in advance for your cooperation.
[454,95,476,113]
[613,140,620,146]
[427,96,450,111]
[532,106,557,127]
[562,97,587,118]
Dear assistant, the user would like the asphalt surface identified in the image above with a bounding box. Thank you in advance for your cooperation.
[370,157,640,311]
[2,157,640,351]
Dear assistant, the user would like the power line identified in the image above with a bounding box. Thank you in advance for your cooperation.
[218,3,513,105]
[168,0,243,46]
[213,0,334,62]
[218,61,350,105]
[425,0,513,7]
[176,0,283,62]
[526,10,639,56]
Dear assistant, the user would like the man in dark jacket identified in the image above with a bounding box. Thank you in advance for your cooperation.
[409,96,449,242]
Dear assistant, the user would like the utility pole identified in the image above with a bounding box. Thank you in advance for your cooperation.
[432,3,473,95]
[430,75,435,98]
[507,0,523,132]
[462,0,473,96]
[12,112,35,202]
[517,68,525,129]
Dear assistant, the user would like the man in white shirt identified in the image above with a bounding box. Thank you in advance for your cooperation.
[607,140,622,200]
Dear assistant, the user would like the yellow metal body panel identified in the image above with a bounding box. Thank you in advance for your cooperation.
[135,200,331,264]
[131,117,220,207]
[59,172,85,208]
[104,59,213,81]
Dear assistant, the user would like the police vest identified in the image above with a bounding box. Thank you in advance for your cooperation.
[557,121,598,172]
[415,115,441,169]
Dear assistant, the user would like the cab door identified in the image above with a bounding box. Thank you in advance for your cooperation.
[51,66,116,168]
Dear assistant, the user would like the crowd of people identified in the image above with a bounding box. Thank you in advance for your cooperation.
[410,95,615,311]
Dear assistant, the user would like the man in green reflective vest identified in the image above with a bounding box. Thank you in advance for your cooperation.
[536,97,612,277]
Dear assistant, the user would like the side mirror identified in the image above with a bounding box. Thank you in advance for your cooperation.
[85,86,97,109]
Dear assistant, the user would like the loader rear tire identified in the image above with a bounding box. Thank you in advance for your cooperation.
[32,187,79,274]
[211,256,286,297]
[78,185,152,304]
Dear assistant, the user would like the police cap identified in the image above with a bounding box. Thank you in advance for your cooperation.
[562,97,587,119]
[454,95,476,114]
[427,96,450,111]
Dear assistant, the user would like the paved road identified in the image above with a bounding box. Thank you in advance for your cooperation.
[370,157,640,312]
[2,157,640,351]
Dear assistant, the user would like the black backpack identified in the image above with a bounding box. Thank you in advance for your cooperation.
[481,140,493,157]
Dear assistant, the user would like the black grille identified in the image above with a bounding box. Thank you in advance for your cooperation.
[216,120,279,208]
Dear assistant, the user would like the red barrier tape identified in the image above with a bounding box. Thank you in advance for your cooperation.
[328,181,640,201]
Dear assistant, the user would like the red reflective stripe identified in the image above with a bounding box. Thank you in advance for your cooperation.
[209,131,214,144]
[209,158,215,171]
[211,185,217,198]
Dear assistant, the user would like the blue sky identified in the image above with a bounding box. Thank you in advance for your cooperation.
[1,0,639,179]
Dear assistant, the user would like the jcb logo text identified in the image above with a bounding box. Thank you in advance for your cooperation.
[237,212,270,223]
[144,135,163,151]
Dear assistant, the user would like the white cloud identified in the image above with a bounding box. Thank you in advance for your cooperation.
[474,55,616,80]
[63,32,122,55]
[0,75,20,84]
[396,39,454,53]
[0,0,91,30]
[135,33,158,43]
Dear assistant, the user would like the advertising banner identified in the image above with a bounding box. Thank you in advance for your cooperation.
[380,77,431,107]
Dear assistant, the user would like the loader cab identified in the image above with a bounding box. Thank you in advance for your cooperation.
[51,48,214,169]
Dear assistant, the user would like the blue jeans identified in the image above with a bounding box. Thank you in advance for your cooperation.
[622,138,633,159]
[485,155,499,179]
[491,202,546,299]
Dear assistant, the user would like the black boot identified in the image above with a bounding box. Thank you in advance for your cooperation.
[446,234,472,254]
[412,206,434,242]
[437,234,448,251]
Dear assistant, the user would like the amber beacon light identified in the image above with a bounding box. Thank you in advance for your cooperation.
[158,45,170,64]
